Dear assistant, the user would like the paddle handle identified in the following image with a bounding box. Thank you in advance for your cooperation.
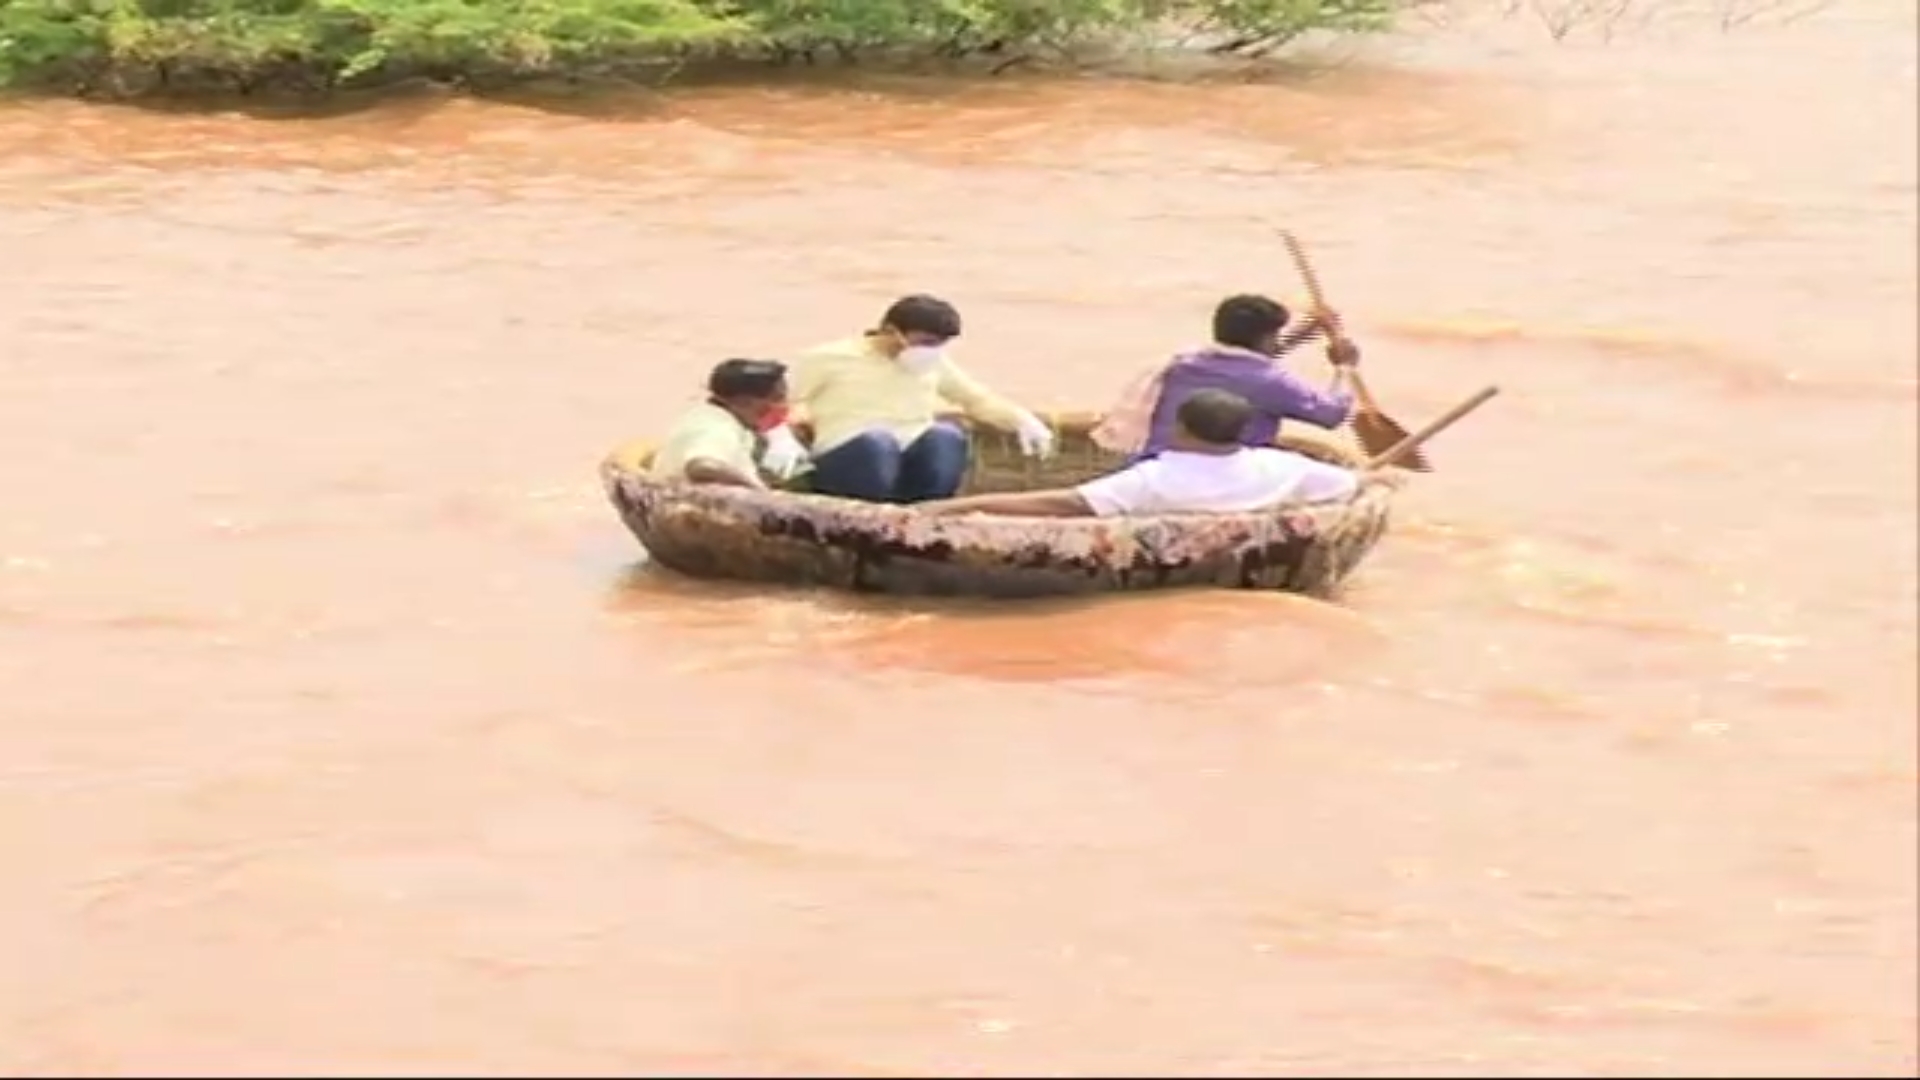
[1279,229,1346,343]
[1349,367,1385,414]
[1280,228,1374,411]
[1363,385,1500,471]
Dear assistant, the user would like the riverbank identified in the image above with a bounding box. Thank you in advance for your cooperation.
[0,0,1401,102]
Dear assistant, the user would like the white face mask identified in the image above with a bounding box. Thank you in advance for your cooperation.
[897,344,945,375]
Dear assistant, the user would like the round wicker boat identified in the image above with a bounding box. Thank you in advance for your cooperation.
[600,412,1395,599]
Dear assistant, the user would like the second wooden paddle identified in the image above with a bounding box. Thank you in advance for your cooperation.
[1277,229,1431,473]
[1363,385,1499,471]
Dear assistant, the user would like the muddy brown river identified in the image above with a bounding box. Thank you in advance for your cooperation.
[0,1,1914,1075]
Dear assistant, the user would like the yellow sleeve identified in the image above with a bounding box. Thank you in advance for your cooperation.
[681,423,743,467]
[653,410,751,477]
[935,358,1027,430]
[786,347,834,417]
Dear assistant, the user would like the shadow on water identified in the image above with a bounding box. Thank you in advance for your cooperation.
[0,48,1519,183]
[39,60,1098,124]
[34,42,1465,126]
[600,556,1117,621]
[600,558,1390,687]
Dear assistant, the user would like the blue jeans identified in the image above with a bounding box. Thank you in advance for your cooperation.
[810,423,971,503]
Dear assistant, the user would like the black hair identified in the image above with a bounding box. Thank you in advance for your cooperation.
[707,358,788,399]
[1211,294,1290,351]
[1176,388,1256,445]
[880,294,963,341]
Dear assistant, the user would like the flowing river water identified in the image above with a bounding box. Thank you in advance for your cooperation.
[0,2,1914,1075]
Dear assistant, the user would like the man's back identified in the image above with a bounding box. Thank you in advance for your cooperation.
[1075,446,1359,517]
[1141,346,1354,455]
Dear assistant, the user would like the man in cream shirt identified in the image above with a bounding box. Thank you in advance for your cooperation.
[768,294,1055,504]
[920,389,1360,519]
[649,358,795,489]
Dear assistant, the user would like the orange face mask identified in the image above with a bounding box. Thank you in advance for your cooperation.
[753,404,792,433]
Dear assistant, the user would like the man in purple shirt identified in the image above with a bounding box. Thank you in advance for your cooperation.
[1136,294,1361,459]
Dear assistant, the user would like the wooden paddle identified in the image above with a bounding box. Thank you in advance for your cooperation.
[1277,229,1432,473]
[1362,385,1499,471]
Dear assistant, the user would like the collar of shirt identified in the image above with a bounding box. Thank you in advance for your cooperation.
[1200,343,1273,362]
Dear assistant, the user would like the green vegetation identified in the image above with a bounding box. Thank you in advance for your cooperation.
[0,0,1405,98]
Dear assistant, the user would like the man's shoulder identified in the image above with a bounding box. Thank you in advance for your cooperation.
[1183,344,1278,366]
[1247,446,1352,478]
[1243,445,1312,465]
[1098,455,1174,490]
[652,404,740,473]
[1171,347,1294,388]
[664,402,737,439]
[1166,346,1244,372]
[1130,451,1180,473]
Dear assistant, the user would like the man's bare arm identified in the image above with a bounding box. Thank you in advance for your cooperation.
[684,457,765,489]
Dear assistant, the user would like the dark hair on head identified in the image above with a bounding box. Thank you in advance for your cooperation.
[707,358,788,399]
[1211,293,1290,351]
[880,294,962,341]
[1176,388,1256,445]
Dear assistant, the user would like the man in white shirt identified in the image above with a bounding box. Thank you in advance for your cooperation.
[918,389,1361,519]
[649,358,795,489]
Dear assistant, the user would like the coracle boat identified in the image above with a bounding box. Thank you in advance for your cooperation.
[599,412,1396,600]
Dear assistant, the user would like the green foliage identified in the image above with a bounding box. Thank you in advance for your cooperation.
[0,0,1406,95]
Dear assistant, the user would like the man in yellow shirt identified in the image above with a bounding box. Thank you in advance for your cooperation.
[649,358,793,489]
[786,294,1055,503]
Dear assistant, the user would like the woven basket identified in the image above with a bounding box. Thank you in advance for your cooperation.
[600,411,1393,599]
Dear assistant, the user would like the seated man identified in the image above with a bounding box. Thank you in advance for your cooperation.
[786,294,1055,504]
[649,358,794,489]
[1092,293,1360,459]
[921,389,1361,519]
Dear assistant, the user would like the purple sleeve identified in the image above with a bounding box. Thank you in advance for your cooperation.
[1250,365,1354,429]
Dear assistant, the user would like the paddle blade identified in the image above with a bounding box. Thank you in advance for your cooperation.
[1351,409,1433,472]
